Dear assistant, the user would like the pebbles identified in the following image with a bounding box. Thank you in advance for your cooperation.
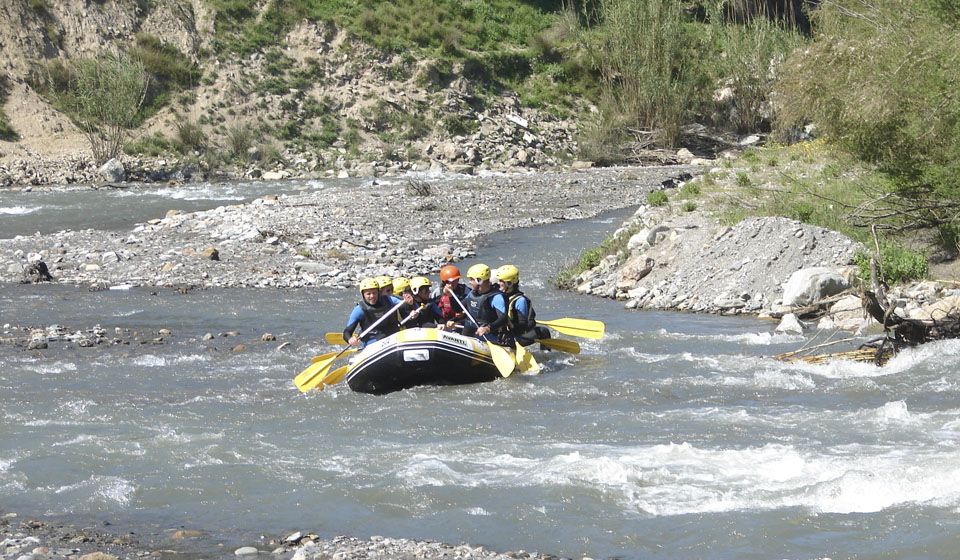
[1,514,566,560]
[575,206,864,315]
[0,167,696,290]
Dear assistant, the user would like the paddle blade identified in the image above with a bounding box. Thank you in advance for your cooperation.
[487,342,516,377]
[311,348,356,363]
[515,343,541,375]
[538,318,605,340]
[294,356,338,392]
[321,365,351,387]
[538,338,580,354]
[325,332,347,345]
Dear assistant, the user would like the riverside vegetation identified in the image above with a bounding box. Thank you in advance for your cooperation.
[3,1,955,275]
[1,0,957,306]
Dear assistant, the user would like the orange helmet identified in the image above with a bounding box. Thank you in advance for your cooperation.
[439,265,461,283]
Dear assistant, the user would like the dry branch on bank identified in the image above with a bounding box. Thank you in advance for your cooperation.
[775,289,960,367]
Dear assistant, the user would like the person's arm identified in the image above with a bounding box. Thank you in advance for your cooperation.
[476,294,508,336]
[344,306,364,346]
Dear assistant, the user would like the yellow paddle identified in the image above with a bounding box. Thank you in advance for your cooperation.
[324,332,347,345]
[320,365,350,387]
[448,290,516,377]
[537,318,605,340]
[515,342,541,374]
[324,303,424,346]
[538,338,580,354]
[292,350,354,389]
[310,348,356,363]
[294,299,405,393]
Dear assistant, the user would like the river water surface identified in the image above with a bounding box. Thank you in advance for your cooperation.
[2,180,960,559]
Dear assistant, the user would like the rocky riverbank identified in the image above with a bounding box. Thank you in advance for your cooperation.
[0,166,696,290]
[573,181,960,335]
[1,511,565,560]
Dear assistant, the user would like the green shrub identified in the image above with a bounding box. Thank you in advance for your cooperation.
[788,202,815,223]
[128,33,200,117]
[735,172,751,187]
[680,181,701,197]
[776,0,960,225]
[0,75,17,141]
[555,223,640,288]
[647,190,668,206]
[38,54,149,163]
[174,118,207,154]
[681,200,697,212]
[586,0,708,148]
[855,245,928,285]
[124,132,175,156]
[439,114,478,136]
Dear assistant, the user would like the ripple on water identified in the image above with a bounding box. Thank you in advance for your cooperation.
[656,328,806,346]
[53,475,137,510]
[0,205,42,215]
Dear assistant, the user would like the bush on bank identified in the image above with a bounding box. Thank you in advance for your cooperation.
[775,0,960,254]
[0,74,16,141]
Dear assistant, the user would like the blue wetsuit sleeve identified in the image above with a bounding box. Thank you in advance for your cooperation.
[491,293,507,314]
[514,297,529,317]
[343,305,364,340]
[486,293,509,330]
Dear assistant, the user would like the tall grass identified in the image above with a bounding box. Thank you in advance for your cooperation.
[589,0,702,147]
[775,0,960,243]
[39,54,149,163]
[0,74,16,141]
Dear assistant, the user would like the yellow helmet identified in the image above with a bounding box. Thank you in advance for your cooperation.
[496,264,519,284]
[359,277,379,292]
[466,263,490,281]
[375,275,393,289]
[410,276,432,292]
[392,277,411,293]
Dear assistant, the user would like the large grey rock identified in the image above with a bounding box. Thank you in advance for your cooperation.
[782,267,848,307]
[98,158,126,183]
[775,313,805,334]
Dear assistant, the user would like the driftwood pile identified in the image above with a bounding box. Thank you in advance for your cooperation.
[776,289,960,367]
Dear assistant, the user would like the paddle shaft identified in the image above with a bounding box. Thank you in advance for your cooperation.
[448,290,515,377]
[346,298,406,346]
[301,298,405,391]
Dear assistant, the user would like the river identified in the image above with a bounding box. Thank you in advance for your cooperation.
[2,179,960,559]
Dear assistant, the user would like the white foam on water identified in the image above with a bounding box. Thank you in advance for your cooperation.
[141,185,245,201]
[20,361,78,375]
[398,452,539,488]
[55,475,136,507]
[132,354,167,367]
[466,507,492,516]
[109,284,135,290]
[132,353,207,367]
[393,439,960,517]
[52,434,103,447]
[657,328,806,346]
[721,369,817,391]
[112,309,143,316]
[0,205,41,215]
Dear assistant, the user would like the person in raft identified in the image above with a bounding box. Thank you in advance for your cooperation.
[494,264,549,346]
[433,264,472,332]
[397,276,442,328]
[460,263,510,344]
[344,277,400,347]
[375,275,396,300]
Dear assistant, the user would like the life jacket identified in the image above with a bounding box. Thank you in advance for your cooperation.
[505,290,536,335]
[463,286,507,337]
[357,298,398,341]
[437,284,468,321]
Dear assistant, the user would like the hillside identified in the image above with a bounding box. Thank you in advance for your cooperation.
[0,0,595,182]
